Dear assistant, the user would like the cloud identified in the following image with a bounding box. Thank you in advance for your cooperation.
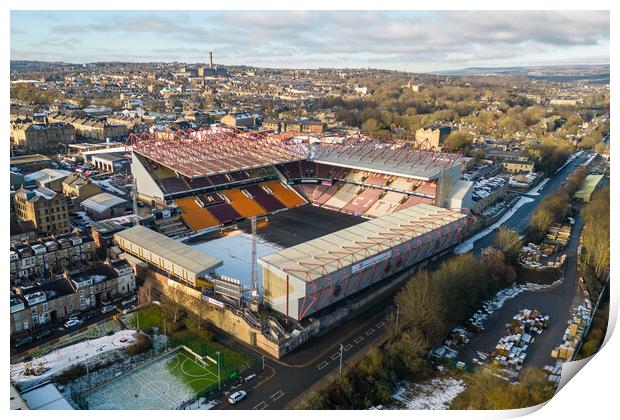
[12,10,610,70]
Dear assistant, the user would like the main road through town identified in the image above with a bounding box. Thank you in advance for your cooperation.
[220,151,590,410]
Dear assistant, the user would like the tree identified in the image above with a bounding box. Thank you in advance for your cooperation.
[443,131,472,152]
[494,227,522,262]
[362,118,380,134]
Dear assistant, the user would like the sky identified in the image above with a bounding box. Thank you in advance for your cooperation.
[10,10,610,72]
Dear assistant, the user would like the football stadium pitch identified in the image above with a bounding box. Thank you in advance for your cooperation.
[85,349,219,410]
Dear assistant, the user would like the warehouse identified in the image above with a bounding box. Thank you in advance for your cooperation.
[574,174,604,202]
[114,225,222,287]
[259,203,468,321]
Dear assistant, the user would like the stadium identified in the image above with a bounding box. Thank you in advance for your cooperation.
[127,126,473,325]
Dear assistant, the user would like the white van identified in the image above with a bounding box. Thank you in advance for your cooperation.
[101,305,117,314]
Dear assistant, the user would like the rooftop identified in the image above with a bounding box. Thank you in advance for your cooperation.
[259,203,466,282]
[81,192,128,213]
[311,139,464,181]
[114,225,222,276]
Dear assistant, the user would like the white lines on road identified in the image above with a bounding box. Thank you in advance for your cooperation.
[317,361,328,370]
[253,401,269,410]
[376,321,385,328]
[271,390,284,402]
[331,352,340,360]
[354,336,364,344]
[365,328,375,336]
[344,344,353,351]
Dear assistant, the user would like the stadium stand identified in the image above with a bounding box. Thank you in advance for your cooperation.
[243,185,286,213]
[389,176,418,191]
[196,193,225,207]
[261,180,307,208]
[324,183,361,210]
[208,203,243,224]
[364,191,408,218]
[414,181,437,196]
[185,176,213,190]
[159,177,191,194]
[313,183,341,206]
[365,172,390,186]
[174,197,221,231]
[222,189,267,218]
[341,187,383,215]
[344,170,366,183]
[395,195,435,211]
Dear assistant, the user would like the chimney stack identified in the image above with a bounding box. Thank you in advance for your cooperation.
[209,52,213,69]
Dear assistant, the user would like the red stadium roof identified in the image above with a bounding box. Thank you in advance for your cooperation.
[127,127,307,178]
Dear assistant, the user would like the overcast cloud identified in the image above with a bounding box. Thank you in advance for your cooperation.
[10,11,609,72]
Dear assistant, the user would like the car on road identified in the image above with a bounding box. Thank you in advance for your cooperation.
[14,336,33,348]
[64,319,82,328]
[101,304,117,314]
[228,390,247,404]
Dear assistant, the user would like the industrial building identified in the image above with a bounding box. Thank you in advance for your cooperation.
[259,203,468,321]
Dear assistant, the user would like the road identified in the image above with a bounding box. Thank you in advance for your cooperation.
[457,204,585,368]
[470,152,588,254]
[217,151,591,410]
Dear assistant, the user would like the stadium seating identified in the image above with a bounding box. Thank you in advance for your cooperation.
[314,183,342,205]
[344,170,366,183]
[341,188,383,215]
[414,181,437,196]
[395,195,435,211]
[196,193,225,207]
[186,176,213,190]
[159,177,191,194]
[364,191,408,218]
[174,197,221,231]
[208,173,231,187]
[261,180,307,208]
[324,183,360,210]
[222,189,267,218]
[365,173,390,186]
[390,177,417,191]
[243,185,286,212]
[207,203,243,224]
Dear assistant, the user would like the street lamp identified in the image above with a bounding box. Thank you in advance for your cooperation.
[262,354,265,370]
[216,351,221,390]
[339,344,344,375]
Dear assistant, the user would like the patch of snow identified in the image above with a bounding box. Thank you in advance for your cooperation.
[393,377,466,410]
[525,178,549,196]
[454,196,535,254]
[10,330,137,385]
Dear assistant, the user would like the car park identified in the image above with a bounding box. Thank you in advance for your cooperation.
[228,390,247,404]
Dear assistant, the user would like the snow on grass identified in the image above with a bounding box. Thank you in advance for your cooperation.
[11,329,137,385]
[454,196,535,254]
[393,377,466,410]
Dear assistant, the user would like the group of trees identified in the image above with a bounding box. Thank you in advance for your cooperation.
[528,167,585,242]
[529,137,575,175]
[300,250,518,409]
[451,367,556,409]
[579,186,610,298]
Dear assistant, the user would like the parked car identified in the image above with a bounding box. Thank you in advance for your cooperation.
[121,296,137,307]
[64,319,82,328]
[35,329,53,340]
[228,390,247,405]
[101,305,117,314]
[14,336,33,348]
[82,312,97,321]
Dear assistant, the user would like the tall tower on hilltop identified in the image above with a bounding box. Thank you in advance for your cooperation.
[209,52,213,69]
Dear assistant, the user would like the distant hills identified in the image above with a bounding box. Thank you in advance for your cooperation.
[433,64,609,83]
